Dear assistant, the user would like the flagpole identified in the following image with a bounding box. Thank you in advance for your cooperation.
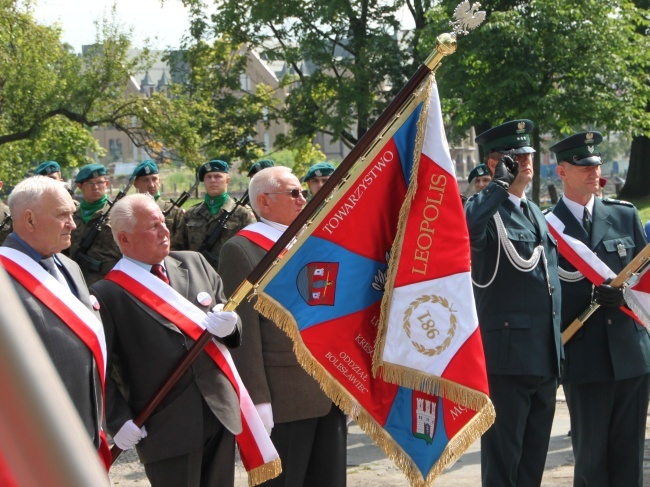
[562,243,650,344]
[110,32,461,466]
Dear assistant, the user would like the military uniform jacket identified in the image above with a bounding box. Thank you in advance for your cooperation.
[157,197,184,241]
[68,201,122,286]
[552,197,650,384]
[2,235,103,448]
[0,200,11,245]
[465,182,562,377]
[90,251,242,464]
[219,234,332,424]
[171,196,256,265]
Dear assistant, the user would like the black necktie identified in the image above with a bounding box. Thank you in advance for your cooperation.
[151,263,170,285]
[520,199,533,224]
[583,207,592,237]
[40,257,69,289]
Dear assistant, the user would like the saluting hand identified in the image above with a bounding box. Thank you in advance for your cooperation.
[493,155,518,189]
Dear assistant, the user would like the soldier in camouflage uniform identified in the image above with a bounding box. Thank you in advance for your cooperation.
[131,159,184,240]
[171,159,256,268]
[0,179,11,245]
[68,164,122,286]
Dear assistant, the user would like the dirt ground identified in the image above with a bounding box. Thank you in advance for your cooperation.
[109,396,625,487]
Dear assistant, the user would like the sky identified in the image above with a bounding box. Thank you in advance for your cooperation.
[32,0,416,53]
[32,0,192,52]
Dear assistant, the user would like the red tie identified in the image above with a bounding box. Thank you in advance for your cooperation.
[151,264,170,285]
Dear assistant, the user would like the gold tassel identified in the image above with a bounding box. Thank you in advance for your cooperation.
[254,292,496,487]
[247,458,283,487]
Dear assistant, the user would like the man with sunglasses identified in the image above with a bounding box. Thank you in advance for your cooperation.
[171,159,255,268]
[68,164,123,285]
[465,120,562,487]
[219,166,347,487]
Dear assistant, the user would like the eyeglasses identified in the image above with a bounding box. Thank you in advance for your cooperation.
[82,179,107,187]
[264,188,303,199]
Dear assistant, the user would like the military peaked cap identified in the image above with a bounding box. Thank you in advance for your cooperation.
[475,119,536,155]
[549,131,603,166]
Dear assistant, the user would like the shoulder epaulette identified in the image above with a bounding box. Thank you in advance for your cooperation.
[602,197,634,208]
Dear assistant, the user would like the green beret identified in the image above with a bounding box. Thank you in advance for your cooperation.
[75,164,107,183]
[35,160,61,176]
[248,159,275,177]
[468,164,490,184]
[131,159,159,180]
[549,131,603,166]
[198,160,229,181]
[302,162,335,182]
[475,119,536,155]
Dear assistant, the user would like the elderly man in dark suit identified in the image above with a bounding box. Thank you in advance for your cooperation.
[91,193,242,487]
[550,132,650,487]
[0,176,105,456]
[219,166,347,487]
[465,120,562,487]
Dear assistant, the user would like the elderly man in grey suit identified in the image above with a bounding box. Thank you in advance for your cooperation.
[219,166,347,487]
[0,176,106,463]
[91,193,242,487]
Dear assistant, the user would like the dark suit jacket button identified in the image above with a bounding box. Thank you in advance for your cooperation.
[552,312,556,318]
[504,321,509,327]
[550,286,555,293]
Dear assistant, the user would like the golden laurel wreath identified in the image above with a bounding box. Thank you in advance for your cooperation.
[403,294,457,356]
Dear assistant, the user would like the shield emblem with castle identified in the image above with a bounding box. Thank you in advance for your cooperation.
[296,262,339,306]
[412,390,439,445]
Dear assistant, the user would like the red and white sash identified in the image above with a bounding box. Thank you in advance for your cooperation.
[0,247,111,468]
[545,212,643,325]
[238,222,282,251]
[105,259,280,484]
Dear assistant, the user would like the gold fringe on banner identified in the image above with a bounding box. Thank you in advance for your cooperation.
[254,292,495,487]
[247,457,283,487]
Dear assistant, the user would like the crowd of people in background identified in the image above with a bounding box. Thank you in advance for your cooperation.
[0,126,648,487]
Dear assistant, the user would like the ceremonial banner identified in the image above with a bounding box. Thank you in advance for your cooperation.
[372,78,491,419]
[252,74,494,486]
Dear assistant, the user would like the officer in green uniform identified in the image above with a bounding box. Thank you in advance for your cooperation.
[0,178,11,245]
[171,159,256,267]
[302,161,335,200]
[68,164,122,286]
[465,120,562,487]
[550,132,650,487]
[130,159,184,240]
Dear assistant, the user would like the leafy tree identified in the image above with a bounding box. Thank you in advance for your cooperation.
[421,0,650,202]
[182,0,412,150]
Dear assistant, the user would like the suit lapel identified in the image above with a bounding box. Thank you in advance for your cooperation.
[554,199,590,245]
[591,198,612,248]
[165,255,188,300]
[502,199,534,231]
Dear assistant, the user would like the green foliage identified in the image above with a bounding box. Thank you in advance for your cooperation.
[183,0,413,148]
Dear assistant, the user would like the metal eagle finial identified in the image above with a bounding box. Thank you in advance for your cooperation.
[450,1,486,36]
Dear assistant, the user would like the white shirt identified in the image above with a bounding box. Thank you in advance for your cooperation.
[561,194,595,226]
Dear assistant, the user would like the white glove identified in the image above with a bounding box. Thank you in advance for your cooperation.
[113,420,147,450]
[203,303,238,338]
[255,402,274,436]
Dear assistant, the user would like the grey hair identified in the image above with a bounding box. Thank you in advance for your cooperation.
[249,166,294,215]
[8,176,66,215]
[110,193,157,243]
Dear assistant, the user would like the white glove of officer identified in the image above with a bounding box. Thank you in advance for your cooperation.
[255,402,274,436]
[113,420,148,450]
[203,303,238,338]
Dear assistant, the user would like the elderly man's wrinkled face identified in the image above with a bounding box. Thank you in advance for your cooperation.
[265,173,306,226]
[29,186,77,257]
[120,200,171,265]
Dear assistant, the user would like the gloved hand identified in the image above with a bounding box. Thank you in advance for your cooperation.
[595,279,624,308]
[493,155,518,189]
[203,303,238,338]
[255,402,274,436]
[113,420,147,450]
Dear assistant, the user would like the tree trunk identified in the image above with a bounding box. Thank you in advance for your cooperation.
[532,126,541,205]
[618,135,650,199]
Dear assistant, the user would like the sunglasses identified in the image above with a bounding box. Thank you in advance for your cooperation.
[264,188,303,199]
